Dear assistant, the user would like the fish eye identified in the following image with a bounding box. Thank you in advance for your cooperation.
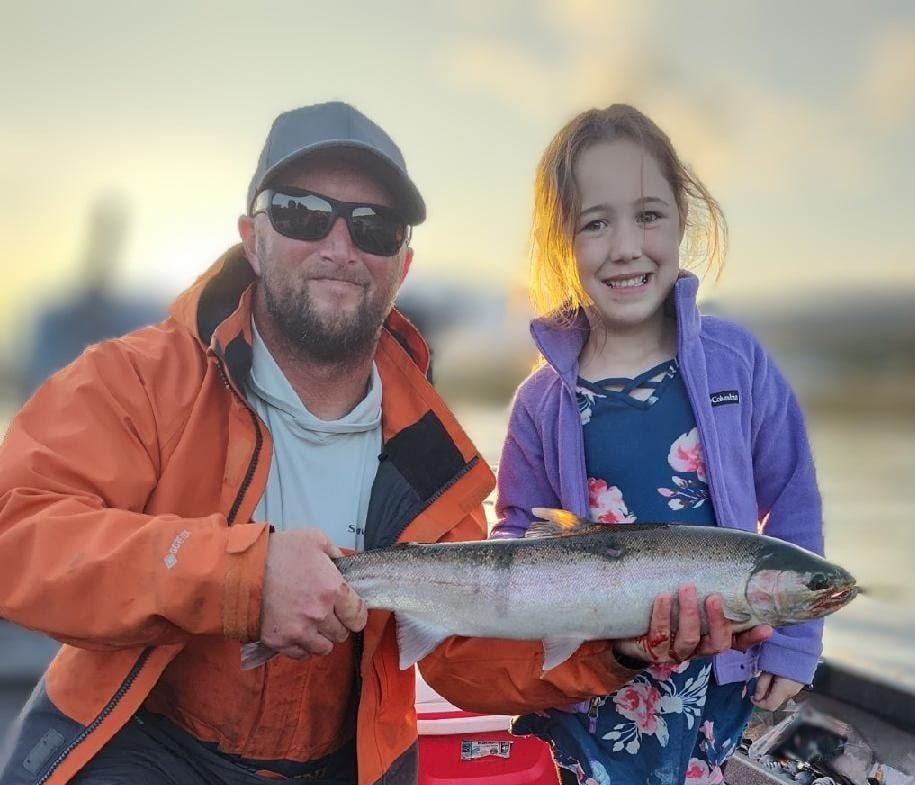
[807,573,830,591]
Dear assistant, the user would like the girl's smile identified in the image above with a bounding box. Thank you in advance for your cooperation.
[602,272,652,290]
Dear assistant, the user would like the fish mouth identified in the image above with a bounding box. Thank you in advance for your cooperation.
[813,583,859,614]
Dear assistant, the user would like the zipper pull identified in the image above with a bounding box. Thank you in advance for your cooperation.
[587,696,606,734]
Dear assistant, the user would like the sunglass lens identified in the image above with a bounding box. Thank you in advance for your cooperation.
[271,193,333,240]
[349,207,407,256]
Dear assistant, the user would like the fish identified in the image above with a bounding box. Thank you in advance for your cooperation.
[240,508,858,672]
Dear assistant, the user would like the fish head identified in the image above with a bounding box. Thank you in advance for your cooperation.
[746,544,858,626]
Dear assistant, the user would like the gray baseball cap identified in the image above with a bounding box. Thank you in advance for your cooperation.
[247,101,426,225]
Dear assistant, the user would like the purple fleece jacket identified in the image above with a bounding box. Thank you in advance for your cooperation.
[492,273,824,686]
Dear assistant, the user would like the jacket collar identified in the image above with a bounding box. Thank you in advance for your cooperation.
[530,271,701,384]
[168,244,430,390]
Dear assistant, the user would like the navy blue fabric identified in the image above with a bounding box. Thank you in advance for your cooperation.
[515,666,755,785]
[576,360,716,526]
[0,678,86,785]
[511,360,755,784]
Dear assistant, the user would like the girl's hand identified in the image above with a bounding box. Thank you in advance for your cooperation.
[613,584,773,665]
[752,672,804,711]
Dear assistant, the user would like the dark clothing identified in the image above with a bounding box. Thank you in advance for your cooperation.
[70,711,358,785]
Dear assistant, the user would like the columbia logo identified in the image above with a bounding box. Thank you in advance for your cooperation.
[164,530,191,569]
[710,390,740,407]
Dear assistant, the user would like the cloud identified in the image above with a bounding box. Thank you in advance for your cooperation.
[858,25,915,131]
[442,2,873,196]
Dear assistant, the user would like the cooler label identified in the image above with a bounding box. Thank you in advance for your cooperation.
[460,740,512,760]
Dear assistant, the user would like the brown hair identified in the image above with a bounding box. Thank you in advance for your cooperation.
[530,104,727,321]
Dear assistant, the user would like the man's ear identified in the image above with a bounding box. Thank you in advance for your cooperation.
[238,215,261,274]
[399,247,413,285]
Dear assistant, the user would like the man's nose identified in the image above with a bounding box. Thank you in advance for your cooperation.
[320,216,357,259]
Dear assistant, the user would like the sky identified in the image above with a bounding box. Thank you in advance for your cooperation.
[2,0,915,359]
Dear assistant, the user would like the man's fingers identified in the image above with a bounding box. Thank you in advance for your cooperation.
[321,537,344,560]
[277,643,315,661]
[336,588,368,633]
[317,614,351,644]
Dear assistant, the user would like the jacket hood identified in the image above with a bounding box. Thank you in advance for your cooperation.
[167,244,430,389]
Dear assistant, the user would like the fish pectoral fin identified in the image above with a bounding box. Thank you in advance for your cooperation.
[527,508,606,539]
[394,614,449,670]
[721,608,752,631]
[541,636,585,672]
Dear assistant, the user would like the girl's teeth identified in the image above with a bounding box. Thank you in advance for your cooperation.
[607,274,648,288]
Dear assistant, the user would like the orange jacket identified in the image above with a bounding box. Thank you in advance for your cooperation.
[0,247,637,785]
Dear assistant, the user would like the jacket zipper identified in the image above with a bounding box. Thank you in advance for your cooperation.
[216,361,264,524]
[36,648,154,784]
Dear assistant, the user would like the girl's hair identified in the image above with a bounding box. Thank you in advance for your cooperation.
[530,104,727,321]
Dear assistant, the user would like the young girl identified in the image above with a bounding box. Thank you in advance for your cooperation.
[492,105,824,784]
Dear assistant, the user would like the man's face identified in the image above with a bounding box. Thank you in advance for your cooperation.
[241,156,412,364]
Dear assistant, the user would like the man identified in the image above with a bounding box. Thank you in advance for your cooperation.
[0,102,769,785]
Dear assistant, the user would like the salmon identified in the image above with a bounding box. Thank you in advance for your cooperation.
[241,508,857,672]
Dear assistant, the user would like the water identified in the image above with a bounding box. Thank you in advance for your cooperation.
[452,403,915,694]
[808,413,915,692]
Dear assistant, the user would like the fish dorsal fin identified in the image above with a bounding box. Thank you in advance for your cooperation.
[394,613,450,670]
[527,508,604,538]
[541,636,586,671]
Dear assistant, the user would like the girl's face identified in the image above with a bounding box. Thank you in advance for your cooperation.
[572,139,682,335]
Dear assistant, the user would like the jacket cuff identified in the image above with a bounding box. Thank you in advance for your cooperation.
[756,640,821,685]
[222,522,270,641]
[546,641,643,694]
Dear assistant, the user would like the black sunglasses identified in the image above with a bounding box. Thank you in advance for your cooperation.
[252,187,409,257]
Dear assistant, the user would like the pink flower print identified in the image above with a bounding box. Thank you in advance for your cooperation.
[700,720,715,742]
[685,758,724,785]
[647,660,690,681]
[587,478,636,524]
[613,682,662,734]
[668,428,707,482]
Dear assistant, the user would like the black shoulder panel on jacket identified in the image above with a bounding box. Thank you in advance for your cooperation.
[382,411,467,502]
[196,254,256,348]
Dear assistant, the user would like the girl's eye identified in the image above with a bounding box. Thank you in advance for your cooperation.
[636,211,661,225]
[580,219,607,233]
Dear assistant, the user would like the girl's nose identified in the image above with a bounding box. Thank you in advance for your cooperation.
[609,224,643,262]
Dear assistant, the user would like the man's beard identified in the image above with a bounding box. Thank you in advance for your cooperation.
[261,276,394,365]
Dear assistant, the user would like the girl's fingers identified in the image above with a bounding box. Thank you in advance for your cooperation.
[671,584,700,661]
[642,592,673,661]
[696,594,731,655]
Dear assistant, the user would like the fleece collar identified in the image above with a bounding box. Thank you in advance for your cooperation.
[529,271,702,387]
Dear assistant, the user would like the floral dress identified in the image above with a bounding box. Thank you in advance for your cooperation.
[512,360,755,785]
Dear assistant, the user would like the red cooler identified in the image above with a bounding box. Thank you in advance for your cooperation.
[415,673,559,785]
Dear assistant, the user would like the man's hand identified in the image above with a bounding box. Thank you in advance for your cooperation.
[259,529,368,661]
[613,584,774,665]
[752,672,804,711]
